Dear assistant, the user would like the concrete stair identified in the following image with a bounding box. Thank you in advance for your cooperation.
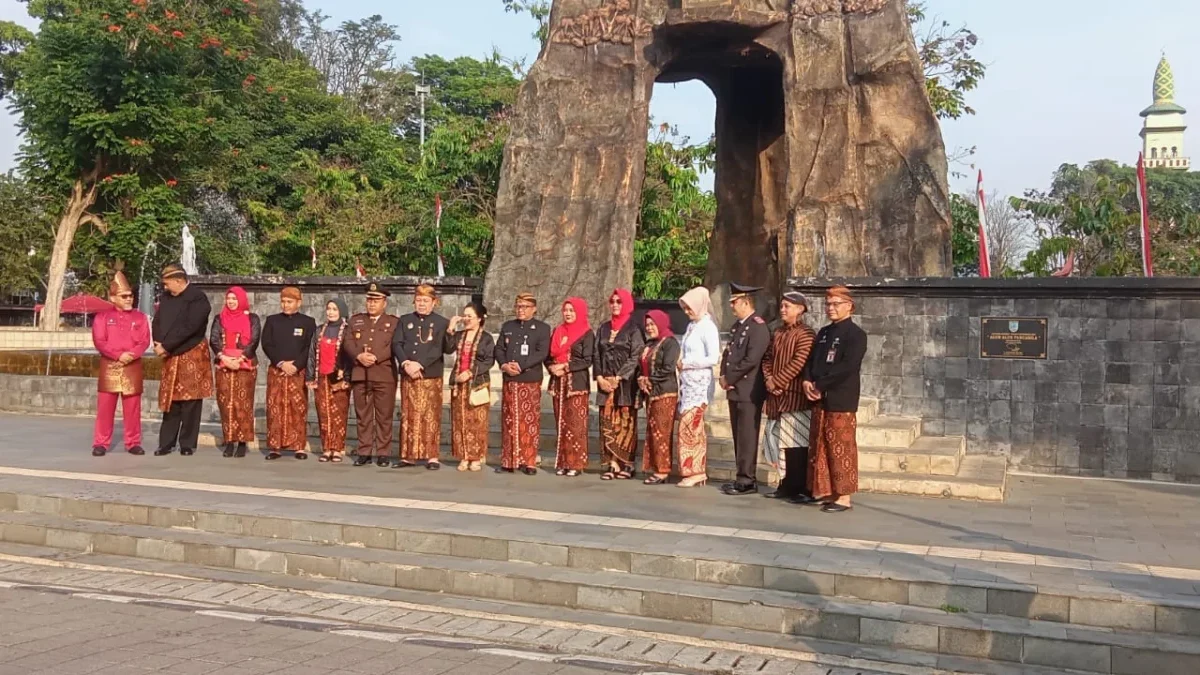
[2,488,1198,674]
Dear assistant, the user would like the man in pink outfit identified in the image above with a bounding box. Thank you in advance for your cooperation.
[91,270,152,456]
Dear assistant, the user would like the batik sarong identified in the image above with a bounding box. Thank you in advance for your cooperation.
[501,381,541,469]
[763,410,812,469]
[808,408,859,498]
[266,366,308,451]
[400,377,443,461]
[158,341,213,411]
[215,367,256,443]
[643,394,677,475]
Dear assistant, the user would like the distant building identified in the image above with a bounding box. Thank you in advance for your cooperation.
[1140,56,1188,170]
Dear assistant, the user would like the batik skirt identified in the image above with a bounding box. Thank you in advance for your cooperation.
[450,382,489,462]
[266,366,308,451]
[677,404,708,478]
[501,381,541,469]
[643,394,677,475]
[808,408,859,498]
[400,377,443,461]
[600,401,638,472]
[551,378,589,472]
[215,367,256,443]
[315,376,351,454]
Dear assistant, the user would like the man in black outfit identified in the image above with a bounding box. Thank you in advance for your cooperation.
[719,282,770,496]
[152,264,213,457]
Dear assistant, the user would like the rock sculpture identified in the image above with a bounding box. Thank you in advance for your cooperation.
[485,0,952,323]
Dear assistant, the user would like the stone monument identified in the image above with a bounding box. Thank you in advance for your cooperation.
[485,0,952,322]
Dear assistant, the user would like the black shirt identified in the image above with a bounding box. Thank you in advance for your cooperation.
[642,336,681,400]
[262,312,318,370]
[546,329,594,394]
[393,311,455,380]
[802,318,868,413]
[152,283,212,356]
[495,318,551,383]
[594,321,645,408]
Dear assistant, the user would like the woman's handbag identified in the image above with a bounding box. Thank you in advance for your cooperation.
[469,383,491,407]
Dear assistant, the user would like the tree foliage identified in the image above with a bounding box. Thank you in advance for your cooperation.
[907,2,985,120]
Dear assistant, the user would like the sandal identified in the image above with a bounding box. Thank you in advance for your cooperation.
[820,503,853,513]
[643,475,668,485]
[616,470,634,480]
[294,452,308,460]
[556,469,567,476]
[265,452,281,461]
[469,461,482,472]
[330,454,344,463]
[564,470,580,477]
[601,471,616,481]
[458,461,470,472]
[318,453,332,463]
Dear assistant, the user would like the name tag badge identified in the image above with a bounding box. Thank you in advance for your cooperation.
[520,344,529,356]
[293,327,304,337]
[826,349,837,364]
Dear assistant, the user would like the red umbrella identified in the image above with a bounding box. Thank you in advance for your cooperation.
[35,293,115,315]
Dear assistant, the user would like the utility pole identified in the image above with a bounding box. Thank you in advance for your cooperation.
[415,82,431,157]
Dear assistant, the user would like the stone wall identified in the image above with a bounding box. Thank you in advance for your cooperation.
[789,277,1200,483]
[189,275,483,325]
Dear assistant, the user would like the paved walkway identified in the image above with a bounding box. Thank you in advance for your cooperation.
[4,413,1199,571]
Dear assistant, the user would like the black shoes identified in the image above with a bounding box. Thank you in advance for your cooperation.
[180,448,194,456]
[721,482,757,496]
[427,462,440,471]
[127,446,144,456]
[234,443,247,458]
[788,495,819,505]
[154,447,174,456]
[494,466,514,474]
[353,456,372,466]
[375,457,389,467]
[763,490,794,499]
[223,443,235,458]
[520,466,537,476]
[92,445,107,457]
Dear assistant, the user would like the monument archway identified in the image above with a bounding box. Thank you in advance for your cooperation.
[484,0,953,323]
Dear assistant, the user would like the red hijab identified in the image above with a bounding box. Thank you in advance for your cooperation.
[220,286,252,349]
[609,288,634,332]
[550,297,590,363]
[644,310,674,339]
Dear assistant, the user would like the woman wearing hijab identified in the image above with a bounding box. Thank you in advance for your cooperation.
[593,288,644,480]
[307,299,353,463]
[638,310,680,485]
[676,286,720,487]
[547,298,594,477]
[448,301,495,472]
[209,286,260,458]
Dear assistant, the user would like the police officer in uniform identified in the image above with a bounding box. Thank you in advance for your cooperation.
[343,282,401,467]
[719,282,770,495]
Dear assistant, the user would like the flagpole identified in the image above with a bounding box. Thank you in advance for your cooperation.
[434,195,446,278]
[1136,153,1154,277]
[976,170,992,278]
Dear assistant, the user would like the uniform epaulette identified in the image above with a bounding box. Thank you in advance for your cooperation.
[753,316,765,324]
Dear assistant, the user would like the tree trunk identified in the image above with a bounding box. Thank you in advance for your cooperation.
[39,179,97,331]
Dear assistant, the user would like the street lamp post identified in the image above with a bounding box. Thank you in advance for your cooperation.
[415,83,431,156]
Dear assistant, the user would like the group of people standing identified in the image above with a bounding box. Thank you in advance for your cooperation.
[89,263,866,511]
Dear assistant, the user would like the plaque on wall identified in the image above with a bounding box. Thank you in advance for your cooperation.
[980,317,1048,360]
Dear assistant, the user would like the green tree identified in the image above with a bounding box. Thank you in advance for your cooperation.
[3,0,260,329]
[950,193,978,271]
[501,0,551,49]
[0,172,54,297]
[633,125,716,299]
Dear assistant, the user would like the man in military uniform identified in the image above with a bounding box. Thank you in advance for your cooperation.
[343,282,400,467]
[719,282,770,495]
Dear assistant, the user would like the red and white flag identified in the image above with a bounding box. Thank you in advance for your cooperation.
[434,194,446,278]
[355,258,365,279]
[310,234,317,270]
[976,170,992,278]
[1136,153,1154,277]
[1050,249,1076,277]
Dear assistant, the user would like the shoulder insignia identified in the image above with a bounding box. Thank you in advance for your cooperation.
[753,316,765,324]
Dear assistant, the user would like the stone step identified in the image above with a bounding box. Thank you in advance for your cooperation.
[1,508,1195,674]
[859,437,966,476]
[856,415,922,449]
[859,455,1008,501]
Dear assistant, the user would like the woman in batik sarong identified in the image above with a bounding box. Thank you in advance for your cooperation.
[547,298,594,477]
[307,299,352,463]
[449,301,495,472]
[638,310,680,485]
[676,286,720,488]
[802,285,868,513]
[209,286,260,458]
[594,288,644,480]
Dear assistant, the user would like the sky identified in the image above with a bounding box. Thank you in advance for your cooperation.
[1,0,1196,199]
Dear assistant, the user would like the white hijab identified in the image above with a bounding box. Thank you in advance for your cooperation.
[679,286,712,321]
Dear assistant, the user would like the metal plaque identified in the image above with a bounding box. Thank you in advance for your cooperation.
[980,317,1048,360]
